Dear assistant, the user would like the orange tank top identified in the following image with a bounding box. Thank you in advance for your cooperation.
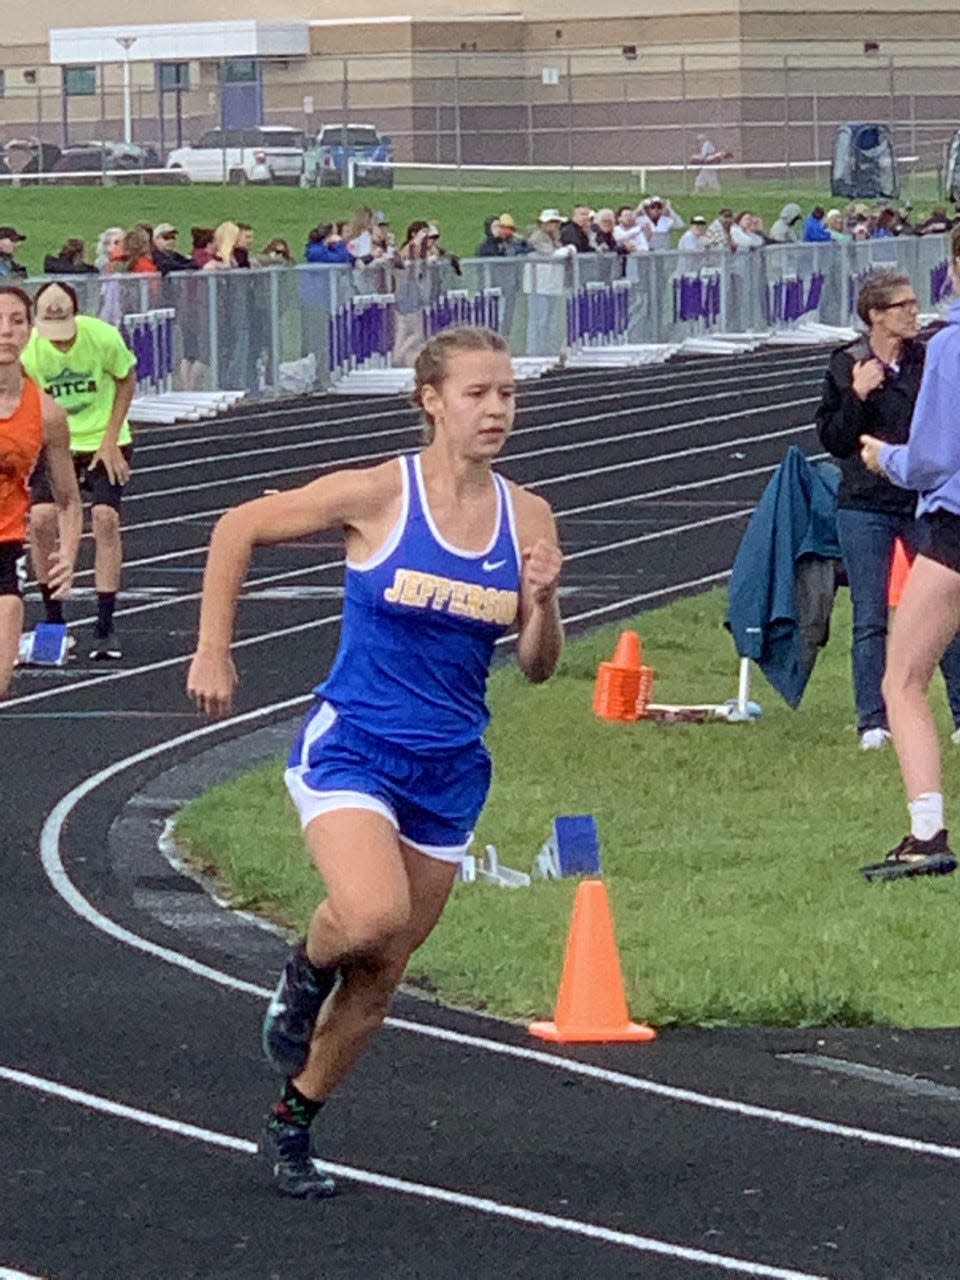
[0,377,44,544]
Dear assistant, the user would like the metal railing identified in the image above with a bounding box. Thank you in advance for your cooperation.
[28,233,952,412]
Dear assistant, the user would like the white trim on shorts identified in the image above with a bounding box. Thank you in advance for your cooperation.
[284,701,474,864]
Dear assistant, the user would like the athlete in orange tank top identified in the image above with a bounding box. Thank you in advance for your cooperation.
[0,286,81,698]
[0,377,44,544]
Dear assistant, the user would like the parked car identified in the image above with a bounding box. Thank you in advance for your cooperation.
[2,137,62,176]
[303,123,393,188]
[166,126,305,185]
[48,141,184,185]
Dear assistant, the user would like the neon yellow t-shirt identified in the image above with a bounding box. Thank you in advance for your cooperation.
[21,315,137,453]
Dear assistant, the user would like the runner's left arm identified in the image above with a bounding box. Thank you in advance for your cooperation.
[40,395,82,598]
[90,368,137,485]
[513,490,564,684]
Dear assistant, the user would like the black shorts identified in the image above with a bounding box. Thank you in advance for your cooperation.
[0,541,26,598]
[31,444,133,514]
[915,509,960,576]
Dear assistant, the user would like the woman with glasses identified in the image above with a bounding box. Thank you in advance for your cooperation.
[859,229,960,879]
[816,270,960,758]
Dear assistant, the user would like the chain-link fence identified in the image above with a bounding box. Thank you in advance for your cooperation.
[1,51,960,183]
[27,233,950,415]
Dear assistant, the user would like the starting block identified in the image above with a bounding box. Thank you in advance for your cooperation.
[18,623,69,667]
[533,814,601,880]
[460,845,531,888]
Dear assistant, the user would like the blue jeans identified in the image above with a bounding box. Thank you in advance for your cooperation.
[836,507,960,732]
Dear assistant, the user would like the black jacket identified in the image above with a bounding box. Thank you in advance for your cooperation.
[559,221,595,253]
[43,254,96,275]
[152,247,199,275]
[814,335,922,515]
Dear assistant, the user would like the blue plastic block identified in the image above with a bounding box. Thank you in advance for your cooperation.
[30,622,68,666]
[553,814,601,877]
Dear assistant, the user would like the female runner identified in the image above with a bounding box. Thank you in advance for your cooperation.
[187,326,564,1196]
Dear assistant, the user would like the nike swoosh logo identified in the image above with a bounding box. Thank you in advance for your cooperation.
[482,558,506,572]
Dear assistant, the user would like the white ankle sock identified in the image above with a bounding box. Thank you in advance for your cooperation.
[909,792,944,841]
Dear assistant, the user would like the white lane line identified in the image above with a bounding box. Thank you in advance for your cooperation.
[2,617,329,710]
[6,501,765,708]
[38,670,960,1169]
[132,382,818,475]
[135,357,822,455]
[526,424,812,490]
[0,1269,46,1279]
[124,398,815,503]
[564,509,749,561]
[0,1064,831,1280]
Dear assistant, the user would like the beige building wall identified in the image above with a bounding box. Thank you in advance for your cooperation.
[4,2,960,167]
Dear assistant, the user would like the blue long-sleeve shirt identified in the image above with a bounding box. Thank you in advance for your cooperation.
[802,214,832,243]
[305,240,353,265]
[880,299,960,515]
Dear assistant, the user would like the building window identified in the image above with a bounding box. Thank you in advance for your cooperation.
[63,65,96,97]
[158,61,189,92]
[223,59,258,85]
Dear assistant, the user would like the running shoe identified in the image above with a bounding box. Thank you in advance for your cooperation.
[260,1117,337,1200]
[859,728,892,751]
[262,941,338,1077]
[89,631,122,661]
[860,830,957,882]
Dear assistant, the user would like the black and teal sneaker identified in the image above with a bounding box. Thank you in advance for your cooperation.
[260,1117,337,1200]
[262,941,338,1076]
[861,830,957,882]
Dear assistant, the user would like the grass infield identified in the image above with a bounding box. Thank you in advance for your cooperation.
[2,176,943,277]
[175,589,960,1030]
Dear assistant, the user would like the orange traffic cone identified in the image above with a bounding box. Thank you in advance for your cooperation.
[888,538,913,607]
[593,629,643,722]
[529,879,657,1043]
[612,629,642,669]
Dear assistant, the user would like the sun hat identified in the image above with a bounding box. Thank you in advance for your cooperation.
[538,208,563,223]
[498,213,516,229]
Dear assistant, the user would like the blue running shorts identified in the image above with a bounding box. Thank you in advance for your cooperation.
[284,700,492,862]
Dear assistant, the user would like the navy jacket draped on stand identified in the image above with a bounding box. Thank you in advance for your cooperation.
[725,445,842,708]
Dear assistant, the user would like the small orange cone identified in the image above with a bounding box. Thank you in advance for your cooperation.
[529,879,657,1043]
[612,630,642,669]
[888,538,913,607]
[593,630,643,722]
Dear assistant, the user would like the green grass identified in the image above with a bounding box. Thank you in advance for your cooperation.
[3,173,945,276]
[175,589,960,1030]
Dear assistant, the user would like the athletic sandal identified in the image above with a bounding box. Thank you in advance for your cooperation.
[260,1117,337,1200]
[860,830,957,883]
[262,941,339,1077]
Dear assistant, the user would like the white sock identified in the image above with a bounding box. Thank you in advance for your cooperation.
[909,792,944,841]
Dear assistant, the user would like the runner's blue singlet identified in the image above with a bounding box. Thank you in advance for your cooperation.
[317,453,522,751]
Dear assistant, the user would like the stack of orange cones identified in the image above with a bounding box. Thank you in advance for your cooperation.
[529,879,657,1044]
[887,537,913,608]
[593,630,643,721]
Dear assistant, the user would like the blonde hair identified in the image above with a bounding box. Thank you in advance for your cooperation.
[412,326,509,443]
[212,220,240,265]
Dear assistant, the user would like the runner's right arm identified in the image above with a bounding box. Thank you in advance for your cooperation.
[187,463,398,716]
[40,395,82,598]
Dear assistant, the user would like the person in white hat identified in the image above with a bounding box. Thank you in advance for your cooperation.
[527,211,574,356]
[22,280,138,660]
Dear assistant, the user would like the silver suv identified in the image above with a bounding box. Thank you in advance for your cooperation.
[166,126,305,185]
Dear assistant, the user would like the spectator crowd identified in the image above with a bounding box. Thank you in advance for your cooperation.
[0,196,956,290]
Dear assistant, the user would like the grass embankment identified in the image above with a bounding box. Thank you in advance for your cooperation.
[176,589,960,1030]
[1,178,939,276]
